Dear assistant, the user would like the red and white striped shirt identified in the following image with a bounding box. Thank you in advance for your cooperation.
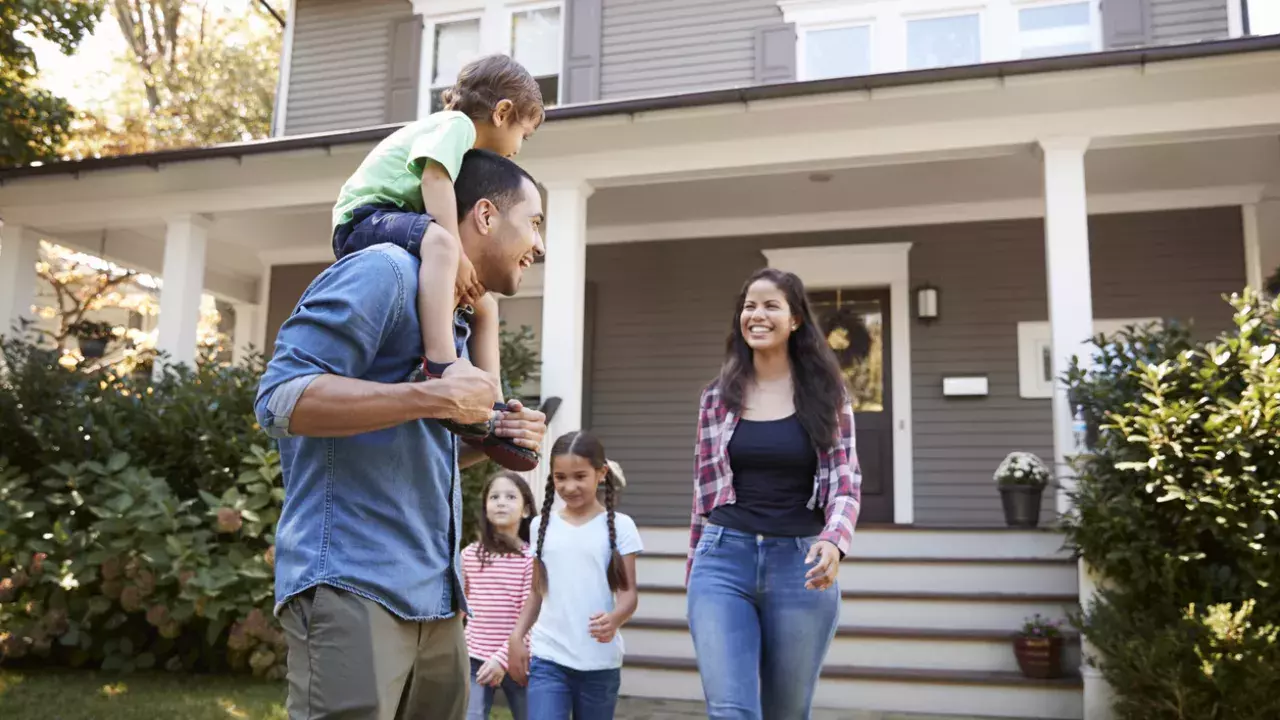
[461,542,533,669]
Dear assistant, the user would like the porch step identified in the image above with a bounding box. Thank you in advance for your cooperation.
[624,618,1080,675]
[636,585,1079,631]
[636,552,1079,595]
[621,655,1083,719]
[640,526,1072,560]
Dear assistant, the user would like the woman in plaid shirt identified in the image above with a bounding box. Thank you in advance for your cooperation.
[686,267,862,720]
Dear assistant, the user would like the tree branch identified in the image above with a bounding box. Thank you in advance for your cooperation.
[254,0,286,29]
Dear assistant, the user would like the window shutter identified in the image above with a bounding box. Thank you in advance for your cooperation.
[386,15,424,123]
[562,0,603,104]
[1101,0,1152,49]
[755,25,797,85]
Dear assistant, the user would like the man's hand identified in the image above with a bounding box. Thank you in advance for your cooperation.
[476,657,505,687]
[494,400,547,452]
[439,359,501,425]
[455,253,484,308]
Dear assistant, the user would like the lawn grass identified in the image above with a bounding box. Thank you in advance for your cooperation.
[0,670,514,720]
[0,670,287,720]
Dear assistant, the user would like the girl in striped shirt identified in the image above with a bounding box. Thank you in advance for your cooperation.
[462,471,537,720]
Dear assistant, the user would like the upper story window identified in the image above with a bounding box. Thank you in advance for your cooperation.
[906,13,982,70]
[781,0,1100,81]
[1017,1,1093,58]
[418,0,563,116]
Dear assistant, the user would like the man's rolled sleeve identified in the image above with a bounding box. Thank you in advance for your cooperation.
[255,249,409,438]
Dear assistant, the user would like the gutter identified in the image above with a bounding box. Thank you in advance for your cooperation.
[3,34,1280,183]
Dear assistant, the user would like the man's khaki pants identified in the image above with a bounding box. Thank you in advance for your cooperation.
[281,585,468,720]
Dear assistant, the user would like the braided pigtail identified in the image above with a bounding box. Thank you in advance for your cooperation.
[532,473,556,597]
[603,469,630,592]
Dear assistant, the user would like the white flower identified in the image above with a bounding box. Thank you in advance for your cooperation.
[994,452,1051,486]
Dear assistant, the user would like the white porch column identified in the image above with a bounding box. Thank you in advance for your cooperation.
[0,222,39,337]
[1041,137,1111,720]
[1243,203,1263,291]
[231,302,261,366]
[531,181,593,506]
[155,215,211,367]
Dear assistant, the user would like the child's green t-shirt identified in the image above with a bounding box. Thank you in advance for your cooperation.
[332,111,477,231]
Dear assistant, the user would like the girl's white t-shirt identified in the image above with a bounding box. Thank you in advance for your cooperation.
[529,510,643,671]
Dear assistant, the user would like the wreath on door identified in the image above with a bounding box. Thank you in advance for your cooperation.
[821,306,873,368]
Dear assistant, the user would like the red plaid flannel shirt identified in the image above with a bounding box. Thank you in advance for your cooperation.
[687,381,862,584]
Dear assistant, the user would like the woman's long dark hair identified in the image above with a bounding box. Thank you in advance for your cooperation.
[533,430,630,597]
[718,267,846,449]
[475,471,535,569]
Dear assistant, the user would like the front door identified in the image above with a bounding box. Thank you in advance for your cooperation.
[809,288,894,524]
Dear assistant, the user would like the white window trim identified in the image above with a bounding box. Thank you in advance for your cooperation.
[780,0,1102,80]
[1016,317,1161,399]
[412,0,564,119]
[762,243,915,525]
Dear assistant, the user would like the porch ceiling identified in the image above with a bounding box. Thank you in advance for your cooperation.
[587,136,1280,230]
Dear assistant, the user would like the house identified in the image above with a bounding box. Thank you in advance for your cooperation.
[1,0,1278,716]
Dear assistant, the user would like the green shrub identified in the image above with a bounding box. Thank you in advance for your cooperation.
[1,320,538,676]
[1064,290,1280,719]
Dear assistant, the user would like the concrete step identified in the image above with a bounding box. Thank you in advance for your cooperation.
[634,585,1079,632]
[623,618,1081,675]
[621,655,1083,720]
[641,526,1072,560]
[638,553,1080,595]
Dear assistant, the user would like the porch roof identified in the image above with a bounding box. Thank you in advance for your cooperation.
[3,34,1280,183]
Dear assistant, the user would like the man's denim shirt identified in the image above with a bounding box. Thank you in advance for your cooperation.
[255,245,469,621]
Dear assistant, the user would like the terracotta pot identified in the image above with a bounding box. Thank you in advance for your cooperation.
[1013,635,1063,679]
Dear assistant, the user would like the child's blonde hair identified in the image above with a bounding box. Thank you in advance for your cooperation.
[441,54,545,127]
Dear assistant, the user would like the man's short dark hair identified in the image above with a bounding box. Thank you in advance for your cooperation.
[454,149,538,218]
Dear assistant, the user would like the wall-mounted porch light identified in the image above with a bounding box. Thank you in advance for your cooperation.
[916,285,939,322]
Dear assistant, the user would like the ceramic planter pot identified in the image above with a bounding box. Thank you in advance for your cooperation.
[999,484,1043,528]
[1013,635,1063,679]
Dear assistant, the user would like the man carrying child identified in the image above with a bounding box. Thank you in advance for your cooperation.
[255,145,548,718]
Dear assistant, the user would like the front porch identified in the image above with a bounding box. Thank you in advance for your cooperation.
[4,37,1280,719]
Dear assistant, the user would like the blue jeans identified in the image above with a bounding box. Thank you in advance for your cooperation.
[467,657,527,720]
[527,656,621,720]
[333,205,431,260]
[687,524,840,720]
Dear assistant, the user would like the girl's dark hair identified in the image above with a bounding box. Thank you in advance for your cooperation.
[475,471,536,569]
[718,268,846,449]
[441,54,545,127]
[533,430,630,597]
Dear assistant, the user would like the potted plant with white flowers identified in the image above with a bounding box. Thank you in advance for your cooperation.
[993,451,1052,528]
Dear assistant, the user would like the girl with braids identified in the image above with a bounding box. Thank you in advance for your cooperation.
[461,471,537,720]
[506,431,642,720]
[687,268,862,720]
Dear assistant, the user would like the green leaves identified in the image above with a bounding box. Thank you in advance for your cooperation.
[1064,289,1280,719]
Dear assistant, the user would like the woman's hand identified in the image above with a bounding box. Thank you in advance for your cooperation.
[588,611,620,643]
[476,657,506,687]
[804,540,841,591]
[506,635,530,686]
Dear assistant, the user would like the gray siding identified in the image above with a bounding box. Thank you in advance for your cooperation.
[284,0,412,136]
[599,0,789,99]
[1151,0,1230,45]
[588,209,1244,527]
[266,263,331,352]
